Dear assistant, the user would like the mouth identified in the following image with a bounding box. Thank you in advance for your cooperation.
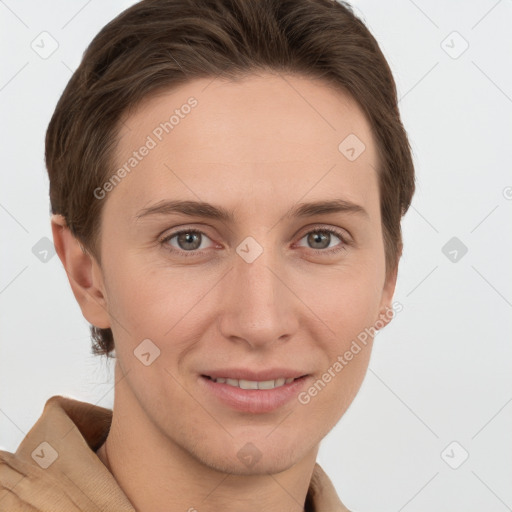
[199,374,310,413]
[201,375,307,390]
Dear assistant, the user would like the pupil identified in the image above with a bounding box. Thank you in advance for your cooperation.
[179,232,200,250]
[309,232,329,249]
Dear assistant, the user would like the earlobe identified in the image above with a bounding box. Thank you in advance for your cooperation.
[375,259,400,331]
[374,305,393,332]
[50,214,111,329]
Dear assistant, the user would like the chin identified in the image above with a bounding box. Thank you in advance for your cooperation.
[205,452,299,476]
[192,437,307,476]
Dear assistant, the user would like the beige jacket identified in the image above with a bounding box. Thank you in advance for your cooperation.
[0,395,351,511]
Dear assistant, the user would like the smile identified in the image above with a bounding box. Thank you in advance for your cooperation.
[205,376,296,390]
[200,374,310,413]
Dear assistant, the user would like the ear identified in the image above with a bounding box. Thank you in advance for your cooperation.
[374,247,401,331]
[51,214,111,329]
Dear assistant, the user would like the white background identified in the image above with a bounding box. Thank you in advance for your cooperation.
[1,1,511,511]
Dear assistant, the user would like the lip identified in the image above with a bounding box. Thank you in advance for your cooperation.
[199,374,311,414]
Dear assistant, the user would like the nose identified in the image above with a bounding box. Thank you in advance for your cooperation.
[217,242,299,349]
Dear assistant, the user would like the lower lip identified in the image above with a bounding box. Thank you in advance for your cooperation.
[199,375,310,413]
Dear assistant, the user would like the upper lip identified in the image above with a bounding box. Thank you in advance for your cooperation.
[202,368,309,381]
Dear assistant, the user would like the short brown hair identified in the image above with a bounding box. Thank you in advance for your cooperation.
[46,0,415,358]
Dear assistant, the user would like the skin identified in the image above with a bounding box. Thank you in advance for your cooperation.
[51,73,398,512]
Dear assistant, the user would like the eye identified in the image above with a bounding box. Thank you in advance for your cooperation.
[159,226,349,258]
[160,229,215,256]
[296,227,348,255]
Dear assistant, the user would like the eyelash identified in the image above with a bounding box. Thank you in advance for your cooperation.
[159,226,350,258]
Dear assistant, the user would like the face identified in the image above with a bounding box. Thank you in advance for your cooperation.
[89,73,397,474]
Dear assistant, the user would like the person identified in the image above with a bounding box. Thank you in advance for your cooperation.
[0,0,415,510]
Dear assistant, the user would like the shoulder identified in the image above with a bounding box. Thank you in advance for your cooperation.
[0,448,87,511]
[0,449,37,511]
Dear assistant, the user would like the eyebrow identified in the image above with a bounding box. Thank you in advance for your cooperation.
[134,198,369,222]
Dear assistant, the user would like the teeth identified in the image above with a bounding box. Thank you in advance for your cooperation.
[239,379,259,389]
[257,379,277,390]
[211,377,296,389]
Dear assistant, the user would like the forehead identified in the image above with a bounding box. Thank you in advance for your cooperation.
[104,73,379,222]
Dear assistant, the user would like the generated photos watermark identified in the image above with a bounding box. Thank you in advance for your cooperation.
[298,300,403,405]
[93,96,198,200]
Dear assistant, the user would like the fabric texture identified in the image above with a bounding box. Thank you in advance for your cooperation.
[0,395,350,511]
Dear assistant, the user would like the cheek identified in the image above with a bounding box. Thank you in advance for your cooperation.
[102,253,223,365]
[295,264,381,411]
[102,249,187,327]
[299,264,382,342]
[315,345,373,434]
[295,299,374,439]
[104,269,164,334]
